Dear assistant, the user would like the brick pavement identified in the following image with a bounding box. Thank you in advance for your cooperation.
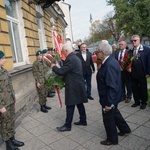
[0,72,150,150]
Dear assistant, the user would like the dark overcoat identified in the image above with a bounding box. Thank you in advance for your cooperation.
[76,51,95,75]
[96,55,122,107]
[52,52,88,105]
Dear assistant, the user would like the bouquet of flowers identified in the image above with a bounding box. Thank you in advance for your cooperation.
[94,50,102,70]
[43,53,65,108]
[119,52,135,72]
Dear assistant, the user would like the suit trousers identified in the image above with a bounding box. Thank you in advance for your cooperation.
[83,74,92,97]
[102,107,131,143]
[121,71,132,99]
[131,77,148,105]
[65,103,86,128]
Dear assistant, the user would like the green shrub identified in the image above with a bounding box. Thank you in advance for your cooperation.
[147,89,150,106]
[147,78,150,106]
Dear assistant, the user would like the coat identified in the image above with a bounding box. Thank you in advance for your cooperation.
[76,51,95,75]
[52,52,88,105]
[96,55,122,107]
[128,45,150,75]
[0,68,15,109]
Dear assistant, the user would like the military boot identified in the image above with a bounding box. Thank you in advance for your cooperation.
[41,105,48,113]
[44,104,52,110]
[10,136,24,147]
[5,139,19,150]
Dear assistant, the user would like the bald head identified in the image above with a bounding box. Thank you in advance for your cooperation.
[119,41,127,50]
[101,40,109,44]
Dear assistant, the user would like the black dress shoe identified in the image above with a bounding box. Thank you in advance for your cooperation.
[44,104,52,110]
[131,103,140,107]
[140,104,146,109]
[10,137,24,147]
[40,105,48,113]
[74,121,87,126]
[125,98,131,103]
[56,125,71,132]
[121,98,126,101]
[118,132,125,136]
[100,140,118,146]
[118,131,131,136]
[87,96,94,100]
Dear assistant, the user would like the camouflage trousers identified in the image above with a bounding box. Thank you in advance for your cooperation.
[0,103,15,141]
[37,84,48,105]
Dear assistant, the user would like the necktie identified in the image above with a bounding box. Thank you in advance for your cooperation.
[133,47,137,56]
[119,51,123,61]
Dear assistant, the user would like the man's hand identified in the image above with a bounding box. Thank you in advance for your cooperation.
[105,106,112,111]
[0,107,7,115]
[128,68,131,72]
[51,63,55,68]
[37,82,41,88]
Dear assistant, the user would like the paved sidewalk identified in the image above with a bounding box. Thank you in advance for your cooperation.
[0,73,150,150]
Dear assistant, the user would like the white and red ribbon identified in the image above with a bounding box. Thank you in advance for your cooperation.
[55,86,62,108]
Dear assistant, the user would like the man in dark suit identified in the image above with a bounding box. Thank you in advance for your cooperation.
[96,42,131,146]
[129,35,150,109]
[51,43,88,132]
[76,43,95,100]
[115,41,132,103]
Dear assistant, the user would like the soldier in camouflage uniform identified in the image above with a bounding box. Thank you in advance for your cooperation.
[0,51,24,150]
[32,50,51,113]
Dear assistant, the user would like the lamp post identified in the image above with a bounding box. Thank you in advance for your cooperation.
[90,14,94,44]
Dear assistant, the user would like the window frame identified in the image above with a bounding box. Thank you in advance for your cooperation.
[5,0,26,67]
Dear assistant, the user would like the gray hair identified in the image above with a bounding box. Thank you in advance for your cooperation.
[62,42,73,52]
[131,35,140,40]
[98,42,112,55]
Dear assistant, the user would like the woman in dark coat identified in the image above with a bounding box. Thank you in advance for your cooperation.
[51,43,88,131]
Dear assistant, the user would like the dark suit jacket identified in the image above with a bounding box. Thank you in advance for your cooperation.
[96,55,122,107]
[76,51,95,75]
[52,52,88,106]
[115,49,129,61]
[128,45,150,75]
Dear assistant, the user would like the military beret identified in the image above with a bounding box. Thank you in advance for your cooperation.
[36,50,42,56]
[42,49,47,54]
[47,48,54,51]
[0,51,4,59]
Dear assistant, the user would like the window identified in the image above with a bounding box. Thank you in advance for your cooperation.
[5,0,23,63]
[37,18,45,50]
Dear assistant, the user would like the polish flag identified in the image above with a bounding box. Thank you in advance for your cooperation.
[52,30,66,61]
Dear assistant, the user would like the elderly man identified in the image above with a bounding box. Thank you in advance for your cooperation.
[96,42,131,146]
[51,43,88,131]
[129,35,150,109]
[115,41,132,103]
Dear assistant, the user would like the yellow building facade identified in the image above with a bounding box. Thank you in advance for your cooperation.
[0,0,67,118]
[0,0,67,70]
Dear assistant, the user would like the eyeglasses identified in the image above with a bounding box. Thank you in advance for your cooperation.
[131,40,137,42]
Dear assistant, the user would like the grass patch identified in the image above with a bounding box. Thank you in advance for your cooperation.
[147,78,150,106]
[147,78,150,84]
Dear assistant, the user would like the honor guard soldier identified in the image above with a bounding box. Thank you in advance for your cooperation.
[0,51,24,150]
[32,50,51,113]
